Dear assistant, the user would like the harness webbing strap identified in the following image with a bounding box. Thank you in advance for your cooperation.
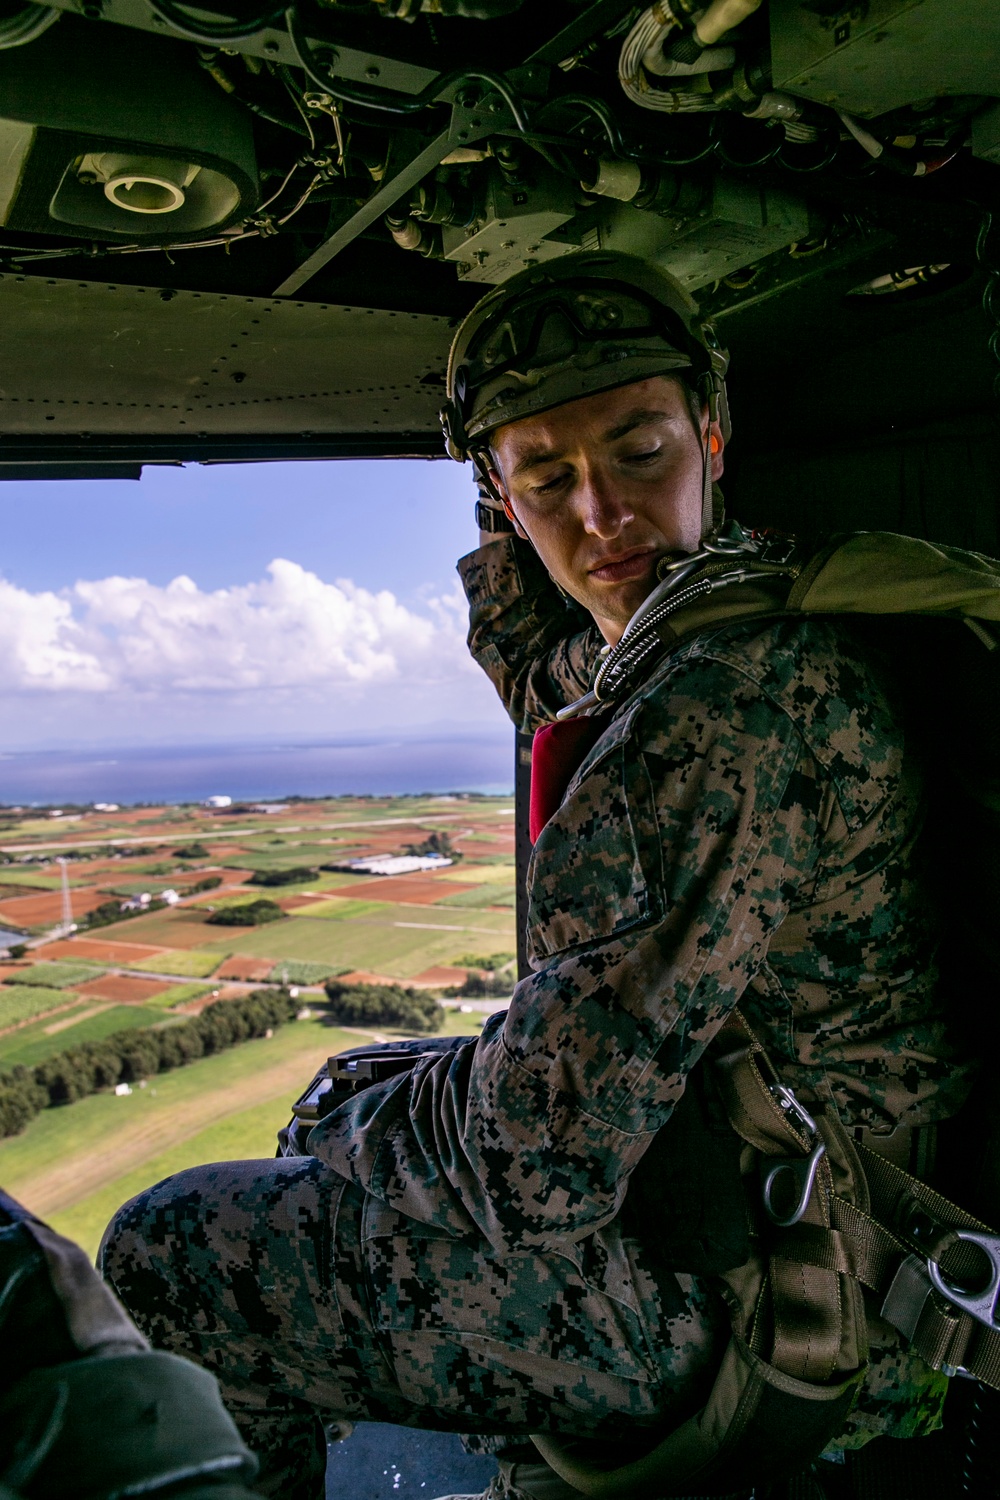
[713,1010,1000,1393]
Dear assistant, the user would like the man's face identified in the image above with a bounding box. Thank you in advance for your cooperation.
[489,376,724,646]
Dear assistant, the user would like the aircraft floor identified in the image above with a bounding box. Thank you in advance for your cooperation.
[325,1422,498,1500]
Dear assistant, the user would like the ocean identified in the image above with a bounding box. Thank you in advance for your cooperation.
[0,731,515,808]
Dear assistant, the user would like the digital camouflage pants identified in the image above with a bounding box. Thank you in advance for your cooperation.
[99,1155,728,1500]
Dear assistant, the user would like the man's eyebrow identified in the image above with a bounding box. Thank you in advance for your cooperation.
[508,409,672,478]
[602,408,671,442]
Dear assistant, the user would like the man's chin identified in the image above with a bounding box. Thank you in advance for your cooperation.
[579,574,659,642]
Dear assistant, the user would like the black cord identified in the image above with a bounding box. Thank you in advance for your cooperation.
[150,0,286,42]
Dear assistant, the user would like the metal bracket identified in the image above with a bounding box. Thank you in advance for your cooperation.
[273,89,516,296]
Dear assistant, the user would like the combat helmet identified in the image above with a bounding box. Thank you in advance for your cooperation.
[440,250,731,529]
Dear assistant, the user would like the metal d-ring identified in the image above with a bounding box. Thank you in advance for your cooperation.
[928,1230,1000,1332]
[762,1142,827,1228]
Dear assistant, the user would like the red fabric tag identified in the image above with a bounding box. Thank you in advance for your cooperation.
[529,716,608,843]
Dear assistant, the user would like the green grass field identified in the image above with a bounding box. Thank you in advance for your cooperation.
[4,962,106,989]
[0,984,72,1029]
[158,982,214,1009]
[142,950,224,978]
[198,907,515,977]
[0,1008,485,1260]
[0,868,61,889]
[293,898,391,921]
[0,1002,180,1069]
[436,884,517,908]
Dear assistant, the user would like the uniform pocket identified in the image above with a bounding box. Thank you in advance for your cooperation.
[527,736,661,960]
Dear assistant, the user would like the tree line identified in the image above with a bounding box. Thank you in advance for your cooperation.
[0,988,299,1138]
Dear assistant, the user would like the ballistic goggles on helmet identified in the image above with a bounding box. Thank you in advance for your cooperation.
[440,252,731,464]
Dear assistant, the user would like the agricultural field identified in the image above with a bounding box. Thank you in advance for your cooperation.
[0,793,515,1253]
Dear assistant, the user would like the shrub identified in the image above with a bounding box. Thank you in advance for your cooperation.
[174,842,211,859]
[453,952,515,972]
[83,898,165,931]
[0,988,300,1137]
[459,971,514,997]
[251,867,317,887]
[188,874,223,893]
[324,981,443,1034]
[206,900,284,927]
[0,1066,46,1135]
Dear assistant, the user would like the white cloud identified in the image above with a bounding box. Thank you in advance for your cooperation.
[0,561,479,698]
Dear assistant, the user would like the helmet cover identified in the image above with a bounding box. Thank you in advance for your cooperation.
[441,250,730,463]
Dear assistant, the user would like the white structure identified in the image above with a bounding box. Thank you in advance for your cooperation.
[335,854,453,877]
[203,795,233,809]
[94,802,120,812]
[120,892,153,913]
[161,889,181,905]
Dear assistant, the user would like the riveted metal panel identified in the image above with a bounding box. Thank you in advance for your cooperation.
[0,275,454,447]
[771,0,1000,119]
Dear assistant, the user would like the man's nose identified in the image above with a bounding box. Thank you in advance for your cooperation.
[578,470,634,538]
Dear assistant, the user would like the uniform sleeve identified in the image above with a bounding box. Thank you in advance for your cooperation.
[307,653,831,1254]
[457,535,604,730]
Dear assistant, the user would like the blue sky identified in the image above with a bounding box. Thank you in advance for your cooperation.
[0,459,514,750]
[1,458,475,602]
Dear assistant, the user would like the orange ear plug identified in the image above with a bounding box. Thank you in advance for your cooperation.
[710,434,721,455]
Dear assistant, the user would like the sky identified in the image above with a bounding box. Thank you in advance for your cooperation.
[0,458,514,751]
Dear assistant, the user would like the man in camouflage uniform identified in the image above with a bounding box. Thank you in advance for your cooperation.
[100,253,969,1500]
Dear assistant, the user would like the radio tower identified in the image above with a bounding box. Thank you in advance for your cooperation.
[57,857,73,934]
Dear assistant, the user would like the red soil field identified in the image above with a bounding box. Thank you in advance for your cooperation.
[0,887,110,928]
[41,937,169,965]
[89,912,220,950]
[215,957,274,982]
[275,893,330,912]
[412,966,469,988]
[73,974,173,1004]
[329,876,479,905]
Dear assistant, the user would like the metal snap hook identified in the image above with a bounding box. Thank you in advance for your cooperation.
[762,1142,827,1228]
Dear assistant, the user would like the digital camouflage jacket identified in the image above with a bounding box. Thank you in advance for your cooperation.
[311,532,969,1243]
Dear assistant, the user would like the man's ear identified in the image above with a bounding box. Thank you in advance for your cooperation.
[701,410,725,482]
[487,466,529,539]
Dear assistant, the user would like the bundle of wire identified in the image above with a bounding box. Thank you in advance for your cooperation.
[618,3,718,114]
